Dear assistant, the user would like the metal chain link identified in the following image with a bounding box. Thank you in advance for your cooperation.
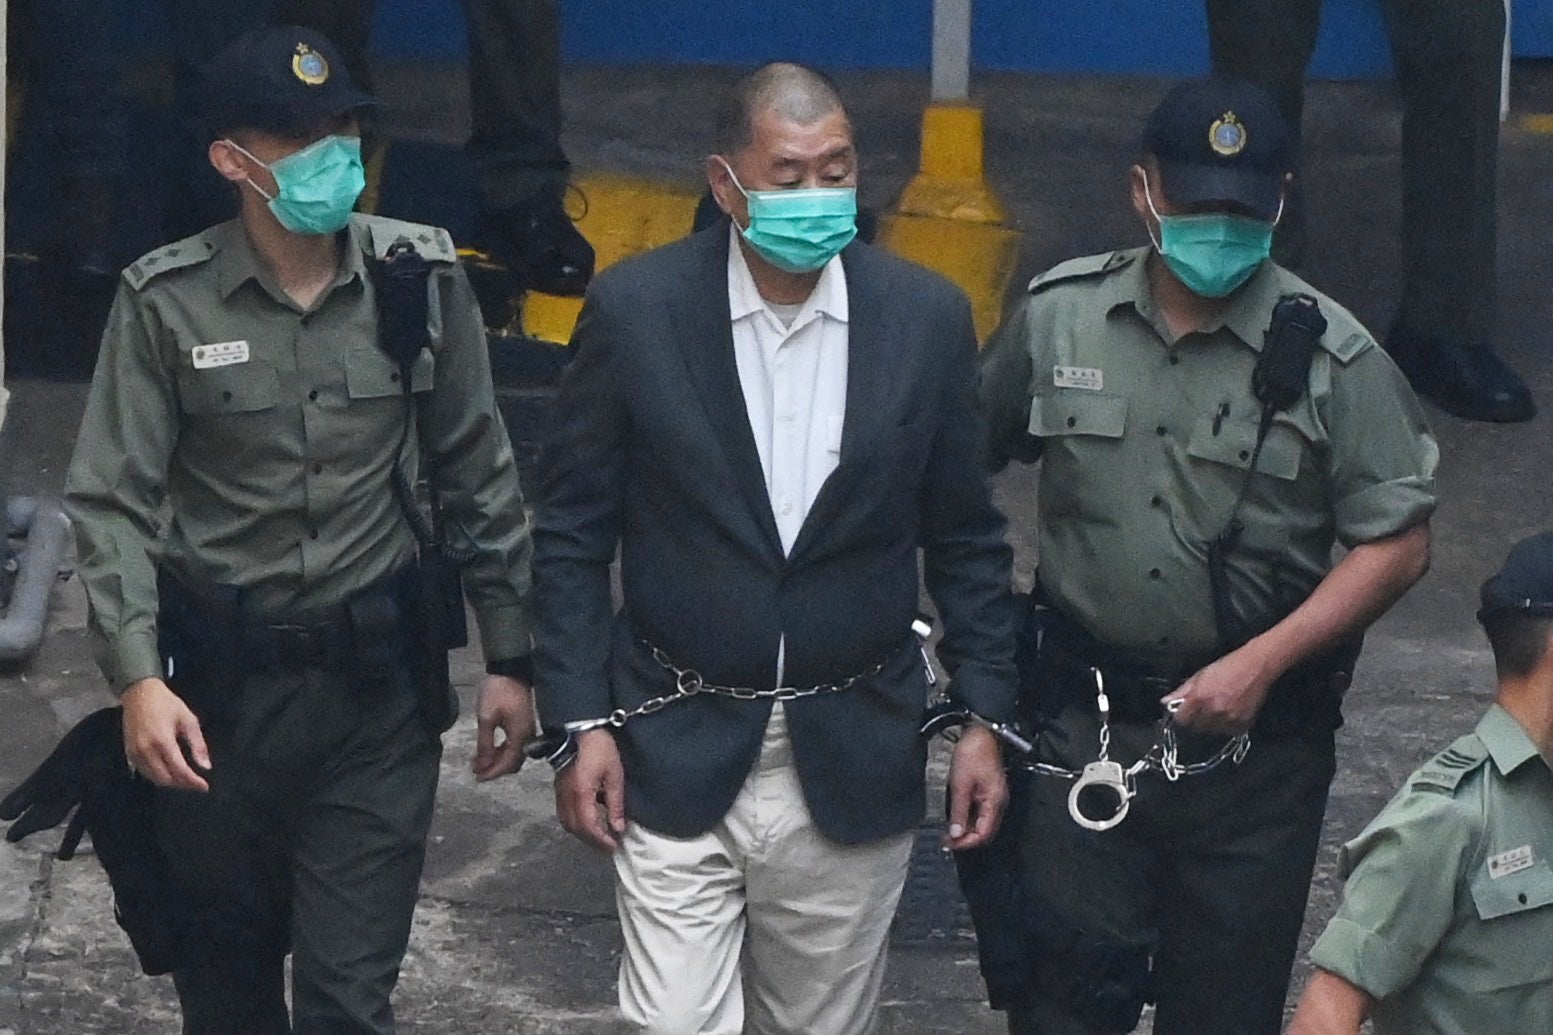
[568,642,890,734]
[1012,667,1252,785]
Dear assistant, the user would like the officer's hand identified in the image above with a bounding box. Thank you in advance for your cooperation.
[472,675,536,782]
[945,725,1007,851]
[1162,644,1276,737]
[121,678,211,792]
[555,729,626,853]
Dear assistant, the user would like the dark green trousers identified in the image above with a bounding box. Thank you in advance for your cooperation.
[1001,705,1335,1035]
[158,661,441,1035]
[1207,0,1504,346]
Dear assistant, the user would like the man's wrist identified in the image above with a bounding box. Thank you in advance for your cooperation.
[485,656,534,684]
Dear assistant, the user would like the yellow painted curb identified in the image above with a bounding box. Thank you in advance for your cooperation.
[522,172,702,343]
[879,213,1020,342]
[895,105,1008,226]
[1520,113,1553,135]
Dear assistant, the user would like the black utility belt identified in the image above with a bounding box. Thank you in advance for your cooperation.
[157,565,418,675]
[1035,641,1353,735]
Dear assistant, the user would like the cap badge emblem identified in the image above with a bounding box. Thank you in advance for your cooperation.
[1208,111,1247,157]
[293,44,330,86]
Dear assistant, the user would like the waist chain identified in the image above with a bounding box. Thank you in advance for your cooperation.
[523,626,927,771]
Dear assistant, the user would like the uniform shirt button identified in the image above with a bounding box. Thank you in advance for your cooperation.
[312,462,323,475]
[1156,425,1168,437]
[221,390,233,403]
[1066,416,1077,428]
[308,389,320,402]
[390,371,401,383]
[1149,568,1162,579]
[1150,495,1163,507]
[1168,355,1180,366]
[309,529,319,540]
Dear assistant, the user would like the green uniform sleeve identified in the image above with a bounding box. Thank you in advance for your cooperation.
[63,284,178,690]
[424,263,534,663]
[1320,345,1439,546]
[1309,786,1477,999]
[977,296,1041,471]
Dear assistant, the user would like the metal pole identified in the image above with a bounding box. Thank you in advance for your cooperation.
[931,0,972,103]
[1501,0,1512,122]
[1,0,9,434]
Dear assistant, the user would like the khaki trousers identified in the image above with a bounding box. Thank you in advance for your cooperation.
[614,704,915,1035]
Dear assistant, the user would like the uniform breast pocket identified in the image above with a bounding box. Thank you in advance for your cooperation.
[176,361,280,416]
[1467,856,1553,991]
[1185,414,1303,481]
[345,345,436,400]
[1027,390,1127,440]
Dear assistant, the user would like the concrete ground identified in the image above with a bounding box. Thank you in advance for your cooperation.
[3,62,1553,1032]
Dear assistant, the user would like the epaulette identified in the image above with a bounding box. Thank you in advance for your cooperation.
[1027,251,1135,295]
[1411,733,1490,795]
[122,234,217,292]
[356,214,458,264]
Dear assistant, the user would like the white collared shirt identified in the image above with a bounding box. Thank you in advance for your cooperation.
[727,227,850,684]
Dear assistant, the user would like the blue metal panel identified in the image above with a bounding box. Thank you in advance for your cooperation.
[1514,0,1553,56]
[556,1,933,69]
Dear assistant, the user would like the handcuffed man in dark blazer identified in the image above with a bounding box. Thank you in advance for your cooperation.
[531,62,1019,1035]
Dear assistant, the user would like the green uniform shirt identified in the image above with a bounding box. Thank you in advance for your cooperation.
[979,247,1438,664]
[65,214,533,690]
[1309,705,1553,1035]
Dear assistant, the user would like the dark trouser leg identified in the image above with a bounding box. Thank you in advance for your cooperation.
[173,953,291,1035]
[1149,734,1336,1035]
[156,667,302,1033]
[459,0,569,210]
[1381,0,1503,346]
[1004,708,1162,1035]
[1203,0,1321,266]
[288,666,441,1035]
[1378,0,1531,420]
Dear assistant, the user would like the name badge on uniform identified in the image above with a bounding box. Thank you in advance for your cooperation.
[1053,366,1103,391]
[191,341,250,369]
[1488,845,1535,880]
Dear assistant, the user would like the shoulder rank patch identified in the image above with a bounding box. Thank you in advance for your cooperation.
[359,214,457,264]
[122,234,217,292]
[1028,250,1135,295]
[1411,733,1490,794]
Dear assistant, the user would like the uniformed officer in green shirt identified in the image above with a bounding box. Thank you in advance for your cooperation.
[969,77,1438,1034]
[1291,530,1553,1035]
[63,26,535,1034]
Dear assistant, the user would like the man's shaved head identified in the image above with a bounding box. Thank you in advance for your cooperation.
[715,62,848,155]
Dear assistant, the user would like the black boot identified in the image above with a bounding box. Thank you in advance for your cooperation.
[480,189,595,297]
[1386,327,1536,423]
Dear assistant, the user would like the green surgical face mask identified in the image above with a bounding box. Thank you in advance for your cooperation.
[717,157,858,273]
[229,134,366,236]
[1144,176,1280,298]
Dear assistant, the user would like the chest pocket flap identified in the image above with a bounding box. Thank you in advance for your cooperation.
[1472,853,1553,921]
[346,346,436,399]
[1186,414,1303,481]
[1028,391,1127,439]
[176,361,279,415]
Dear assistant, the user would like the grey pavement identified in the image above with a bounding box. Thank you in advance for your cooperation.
[3,63,1553,1032]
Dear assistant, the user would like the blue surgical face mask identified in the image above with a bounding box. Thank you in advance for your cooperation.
[717,157,858,273]
[1144,176,1280,298]
[229,134,366,236]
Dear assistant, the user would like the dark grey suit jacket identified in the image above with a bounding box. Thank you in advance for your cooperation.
[532,225,1017,844]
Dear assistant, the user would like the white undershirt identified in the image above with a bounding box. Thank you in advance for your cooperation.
[727,227,850,684]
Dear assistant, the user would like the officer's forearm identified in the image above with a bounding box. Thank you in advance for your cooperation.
[1288,969,1372,1035]
[1248,520,1431,678]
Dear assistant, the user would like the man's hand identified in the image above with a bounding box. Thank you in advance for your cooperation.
[472,674,537,782]
[1162,642,1277,737]
[945,725,1007,851]
[121,677,211,792]
[555,729,626,852]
